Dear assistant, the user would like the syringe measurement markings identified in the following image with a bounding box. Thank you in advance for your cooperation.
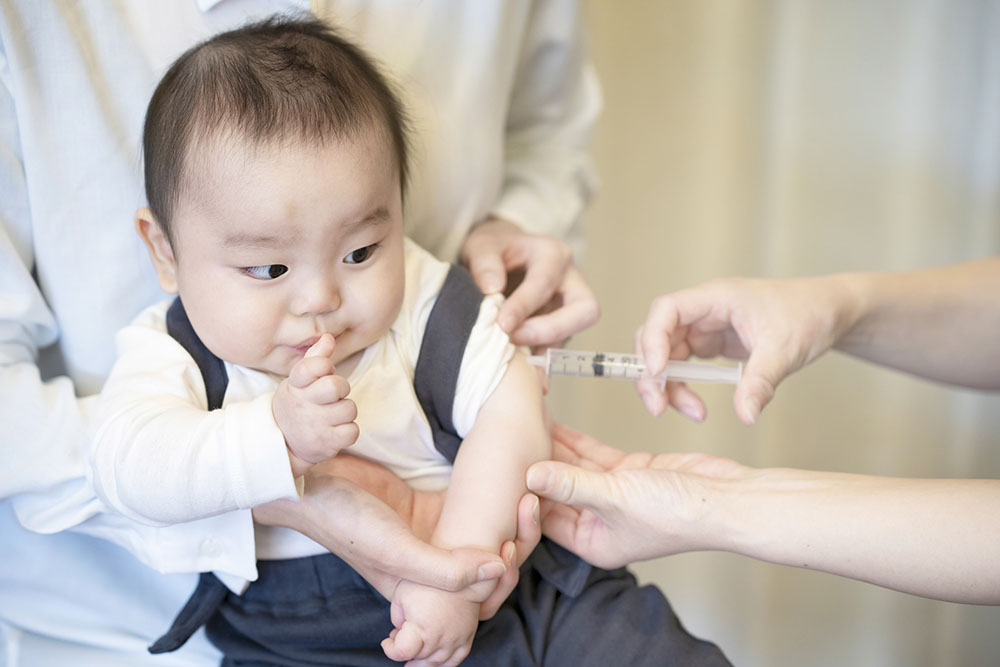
[530,349,741,385]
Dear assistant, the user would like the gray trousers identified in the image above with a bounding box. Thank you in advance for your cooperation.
[202,542,730,666]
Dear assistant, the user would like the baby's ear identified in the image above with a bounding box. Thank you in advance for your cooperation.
[135,208,179,294]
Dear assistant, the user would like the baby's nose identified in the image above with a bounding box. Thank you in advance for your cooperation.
[291,276,341,316]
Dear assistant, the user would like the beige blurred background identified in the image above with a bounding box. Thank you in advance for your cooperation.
[545,1,1000,665]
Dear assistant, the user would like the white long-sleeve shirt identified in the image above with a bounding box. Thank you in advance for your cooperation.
[90,240,513,583]
[0,0,599,663]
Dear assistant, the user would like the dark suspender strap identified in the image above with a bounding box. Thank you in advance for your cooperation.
[150,298,232,654]
[413,264,484,463]
[166,297,229,411]
[148,572,228,654]
[413,266,594,595]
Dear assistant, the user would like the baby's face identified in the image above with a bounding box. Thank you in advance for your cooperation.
[162,132,405,377]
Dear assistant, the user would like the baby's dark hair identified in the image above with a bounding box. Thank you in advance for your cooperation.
[142,14,410,240]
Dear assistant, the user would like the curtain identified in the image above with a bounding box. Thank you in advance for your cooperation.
[552,1,1000,664]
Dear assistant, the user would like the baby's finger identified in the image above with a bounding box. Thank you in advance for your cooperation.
[305,333,336,359]
[389,596,405,630]
[302,374,352,404]
[325,422,360,450]
[382,622,423,663]
[417,643,467,667]
[289,355,336,389]
[447,641,472,666]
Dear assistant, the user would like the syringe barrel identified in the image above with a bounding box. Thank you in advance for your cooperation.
[544,349,648,380]
[543,349,742,385]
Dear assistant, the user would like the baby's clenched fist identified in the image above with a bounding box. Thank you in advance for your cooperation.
[272,334,359,477]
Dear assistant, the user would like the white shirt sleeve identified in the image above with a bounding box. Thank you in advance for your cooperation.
[489,0,602,245]
[90,302,299,527]
[0,48,100,528]
[1,33,263,588]
[398,240,516,435]
[452,294,517,436]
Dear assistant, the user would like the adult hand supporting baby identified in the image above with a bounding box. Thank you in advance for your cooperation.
[253,454,541,617]
[526,423,750,569]
[461,217,600,349]
[529,424,1000,604]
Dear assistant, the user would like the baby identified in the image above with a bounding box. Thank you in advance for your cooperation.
[90,15,547,665]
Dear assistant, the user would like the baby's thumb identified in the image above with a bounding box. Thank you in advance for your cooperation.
[526,461,608,509]
[305,333,336,359]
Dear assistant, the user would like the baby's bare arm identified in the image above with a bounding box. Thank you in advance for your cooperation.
[434,351,550,553]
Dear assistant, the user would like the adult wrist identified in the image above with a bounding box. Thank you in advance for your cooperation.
[829,270,879,352]
[705,468,805,560]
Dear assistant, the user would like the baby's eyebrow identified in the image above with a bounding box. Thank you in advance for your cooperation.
[343,206,391,234]
[222,232,292,249]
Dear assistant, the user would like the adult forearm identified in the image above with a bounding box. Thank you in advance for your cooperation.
[715,469,1000,604]
[835,258,1000,389]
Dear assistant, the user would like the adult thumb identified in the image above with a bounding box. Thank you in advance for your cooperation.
[733,346,787,425]
[526,461,609,509]
[465,248,507,295]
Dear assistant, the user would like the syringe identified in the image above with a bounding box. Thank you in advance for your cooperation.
[526,348,742,387]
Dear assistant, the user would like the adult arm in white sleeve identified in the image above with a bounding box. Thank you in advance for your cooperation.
[0,45,264,583]
[459,0,603,348]
[489,0,602,241]
[0,45,100,527]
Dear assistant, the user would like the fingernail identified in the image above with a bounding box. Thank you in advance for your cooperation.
[501,542,515,567]
[639,390,659,416]
[480,273,504,294]
[497,313,515,333]
[525,466,548,494]
[531,497,540,525]
[679,399,704,422]
[478,560,506,581]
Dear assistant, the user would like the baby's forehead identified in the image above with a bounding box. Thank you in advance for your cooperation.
[189,122,395,165]
[179,125,399,195]
[170,125,401,230]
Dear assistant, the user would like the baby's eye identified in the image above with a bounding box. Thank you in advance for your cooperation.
[344,243,378,264]
[244,264,288,280]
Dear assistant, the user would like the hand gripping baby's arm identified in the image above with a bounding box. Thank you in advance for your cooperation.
[381,351,550,665]
[273,334,359,477]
